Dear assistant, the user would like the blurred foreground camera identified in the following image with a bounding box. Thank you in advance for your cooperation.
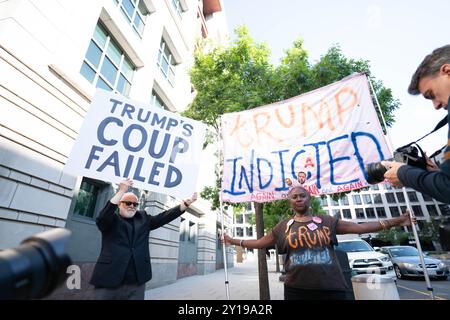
[365,143,428,184]
[0,228,72,300]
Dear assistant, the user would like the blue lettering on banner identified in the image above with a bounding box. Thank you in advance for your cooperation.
[327,134,358,185]
[223,131,386,196]
[290,149,306,181]
[351,131,385,180]
[238,150,254,193]
[303,141,327,189]
[257,157,273,189]
[273,149,290,191]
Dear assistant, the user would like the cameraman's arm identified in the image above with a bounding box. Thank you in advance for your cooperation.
[396,165,450,203]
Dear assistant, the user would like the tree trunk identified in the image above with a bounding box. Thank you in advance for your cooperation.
[254,202,270,300]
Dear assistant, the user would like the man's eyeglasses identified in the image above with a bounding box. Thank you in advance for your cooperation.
[121,201,139,207]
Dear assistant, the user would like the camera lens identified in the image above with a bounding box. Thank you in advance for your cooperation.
[365,162,388,184]
[0,228,72,300]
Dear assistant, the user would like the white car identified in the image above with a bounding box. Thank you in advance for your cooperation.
[336,239,394,277]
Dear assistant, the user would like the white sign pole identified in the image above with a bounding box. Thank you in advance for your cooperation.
[218,122,230,300]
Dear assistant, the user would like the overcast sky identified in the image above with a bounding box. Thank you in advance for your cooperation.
[222,0,448,157]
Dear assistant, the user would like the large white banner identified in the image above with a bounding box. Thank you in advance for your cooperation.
[64,90,206,199]
[221,74,392,203]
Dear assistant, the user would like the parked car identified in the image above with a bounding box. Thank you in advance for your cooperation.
[336,239,393,276]
[380,246,449,280]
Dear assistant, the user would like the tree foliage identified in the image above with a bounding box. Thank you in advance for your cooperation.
[377,228,410,245]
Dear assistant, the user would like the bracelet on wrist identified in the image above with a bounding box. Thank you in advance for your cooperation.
[379,220,390,230]
[183,200,189,207]
[240,239,245,247]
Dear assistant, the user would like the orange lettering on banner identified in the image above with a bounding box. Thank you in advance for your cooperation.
[253,112,283,144]
[301,101,335,137]
[335,87,359,126]
[275,104,295,128]
[298,226,311,249]
[229,115,253,148]
[287,230,298,249]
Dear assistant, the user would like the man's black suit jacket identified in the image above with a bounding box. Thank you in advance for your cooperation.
[90,201,184,288]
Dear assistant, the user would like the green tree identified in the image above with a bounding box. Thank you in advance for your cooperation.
[418,220,440,243]
[185,25,399,299]
[377,228,410,245]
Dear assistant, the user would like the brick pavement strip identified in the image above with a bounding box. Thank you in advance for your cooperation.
[145,254,284,300]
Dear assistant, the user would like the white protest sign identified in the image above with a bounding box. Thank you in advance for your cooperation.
[220,73,392,203]
[64,90,206,199]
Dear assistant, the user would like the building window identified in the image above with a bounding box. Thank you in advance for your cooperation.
[171,0,184,18]
[396,192,405,203]
[355,208,365,219]
[319,197,328,207]
[385,184,392,190]
[352,195,362,205]
[157,39,176,86]
[150,90,167,109]
[385,193,396,204]
[235,214,243,224]
[80,23,135,96]
[422,193,433,202]
[342,209,352,219]
[427,205,438,216]
[179,218,186,241]
[400,206,407,214]
[339,197,349,206]
[236,227,243,237]
[389,206,400,217]
[376,207,387,218]
[371,185,379,190]
[246,202,253,211]
[332,209,341,219]
[114,0,149,37]
[188,221,196,242]
[246,227,253,237]
[363,194,372,204]
[73,179,101,218]
[366,207,376,219]
[412,205,424,216]
[373,194,383,204]
[407,192,419,202]
[331,198,339,206]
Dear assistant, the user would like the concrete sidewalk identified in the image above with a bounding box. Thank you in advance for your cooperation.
[145,253,284,300]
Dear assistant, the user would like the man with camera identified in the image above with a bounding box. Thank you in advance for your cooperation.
[382,45,450,204]
[90,178,197,299]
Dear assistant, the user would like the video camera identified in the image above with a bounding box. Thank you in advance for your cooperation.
[365,115,448,184]
[365,143,428,184]
[0,228,72,300]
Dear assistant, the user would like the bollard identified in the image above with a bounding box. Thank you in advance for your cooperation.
[351,274,399,300]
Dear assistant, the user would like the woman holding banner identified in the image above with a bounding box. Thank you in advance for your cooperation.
[222,186,415,300]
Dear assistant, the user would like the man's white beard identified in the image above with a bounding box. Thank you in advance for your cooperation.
[120,209,136,218]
